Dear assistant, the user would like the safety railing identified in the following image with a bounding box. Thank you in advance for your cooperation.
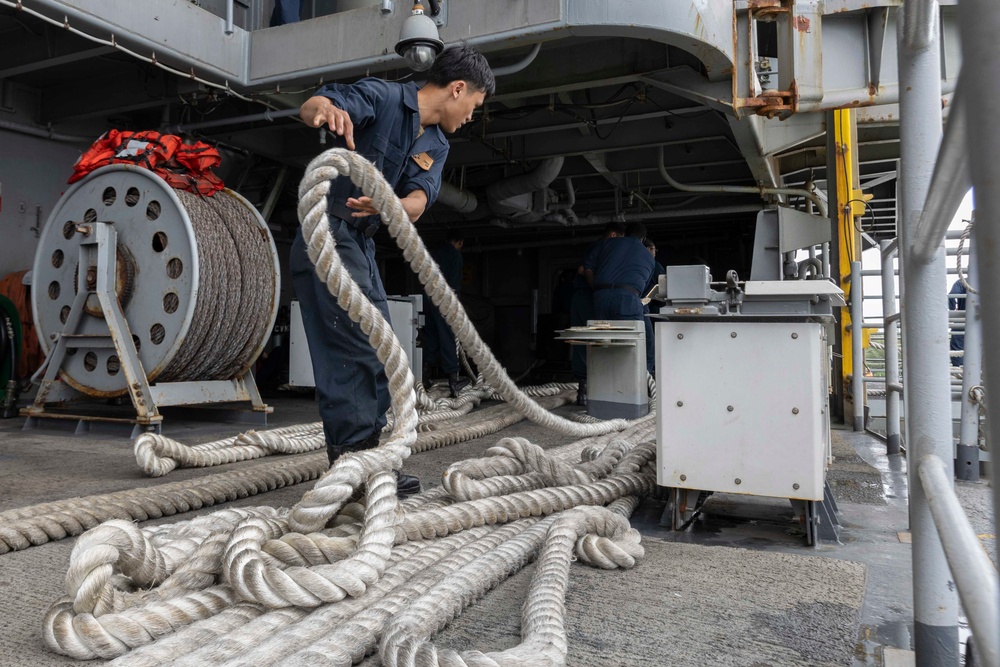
[850,208,995,666]
[885,2,1000,665]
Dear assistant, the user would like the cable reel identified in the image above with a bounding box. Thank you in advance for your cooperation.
[29,165,279,424]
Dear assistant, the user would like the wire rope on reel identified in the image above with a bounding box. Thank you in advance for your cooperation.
[30,165,279,397]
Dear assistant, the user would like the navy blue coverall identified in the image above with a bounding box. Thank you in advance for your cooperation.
[585,237,655,322]
[948,279,967,367]
[423,242,463,374]
[569,242,604,380]
[290,78,448,453]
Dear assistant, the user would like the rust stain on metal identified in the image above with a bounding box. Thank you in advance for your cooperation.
[792,15,810,32]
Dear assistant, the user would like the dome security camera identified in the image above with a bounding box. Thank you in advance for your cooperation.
[395,3,443,72]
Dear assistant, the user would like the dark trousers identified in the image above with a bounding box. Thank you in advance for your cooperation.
[290,220,391,449]
[569,288,593,380]
[593,288,644,321]
[951,334,965,367]
[422,302,459,375]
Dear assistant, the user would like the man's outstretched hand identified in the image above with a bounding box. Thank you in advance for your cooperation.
[346,196,379,217]
[300,96,355,150]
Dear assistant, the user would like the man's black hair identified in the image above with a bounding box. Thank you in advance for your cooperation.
[642,237,656,249]
[603,221,626,237]
[626,221,647,240]
[446,228,465,243]
[427,43,496,97]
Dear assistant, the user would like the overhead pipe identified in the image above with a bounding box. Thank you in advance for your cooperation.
[491,43,542,77]
[436,181,478,214]
[168,107,300,134]
[657,147,827,217]
[487,157,564,218]
[559,204,763,226]
[0,118,92,143]
[558,177,579,225]
[487,157,564,204]
[225,0,234,36]
[491,203,764,228]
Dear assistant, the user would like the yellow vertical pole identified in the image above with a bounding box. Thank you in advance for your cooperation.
[833,109,869,398]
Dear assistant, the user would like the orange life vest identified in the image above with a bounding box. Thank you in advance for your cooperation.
[69,130,225,196]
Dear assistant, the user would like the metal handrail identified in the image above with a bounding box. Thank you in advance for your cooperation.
[917,455,999,666]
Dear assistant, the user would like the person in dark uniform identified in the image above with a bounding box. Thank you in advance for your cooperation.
[585,221,655,322]
[422,229,469,397]
[642,237,665,377]
[948,279,967,367]
[569,221,625,406]
[291,45,494,495]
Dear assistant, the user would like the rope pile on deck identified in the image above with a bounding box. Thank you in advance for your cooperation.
[19,149,659,665]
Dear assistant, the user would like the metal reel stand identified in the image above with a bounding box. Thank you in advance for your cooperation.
[25,167,274,435]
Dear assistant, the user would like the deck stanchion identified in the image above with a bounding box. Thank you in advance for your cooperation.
[897,2,960,664]
[880,241,902,455]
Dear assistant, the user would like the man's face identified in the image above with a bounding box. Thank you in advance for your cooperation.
[442,81,486,133]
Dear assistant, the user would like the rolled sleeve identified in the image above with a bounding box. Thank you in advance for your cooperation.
[397,143,448,208]
[315,77,394,129]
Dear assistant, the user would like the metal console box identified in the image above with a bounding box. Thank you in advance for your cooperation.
[657,319,828,501]
[652,265,844,544]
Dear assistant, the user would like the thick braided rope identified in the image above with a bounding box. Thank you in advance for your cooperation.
[410,394,573,453]
[955,218,979,295]
[184,526,522,667]
[136,380,573,476]
[65,508,286,616]
[379,504,643,667]
[281,150,435,539]
[43,586,239,661]
[302,149,630,438]
[77,525,516,664]
[488,382,578,401]
[0,456,327,554]
[222,464,400,608]
[257,437,652,570]
[134,422,323,477]
[45,507,350,660]
[395,460,654,543]
[41,430,653,661]
[442,436,634,502]
[0,397,573,554]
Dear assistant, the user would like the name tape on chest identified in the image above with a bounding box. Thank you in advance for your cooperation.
[411,152,434,171]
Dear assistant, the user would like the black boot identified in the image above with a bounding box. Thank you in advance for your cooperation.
[421,364,434,391]
[395,470,421,497]
[327,430,382,467]
[576,380,588,407]
[447,372,470,398]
